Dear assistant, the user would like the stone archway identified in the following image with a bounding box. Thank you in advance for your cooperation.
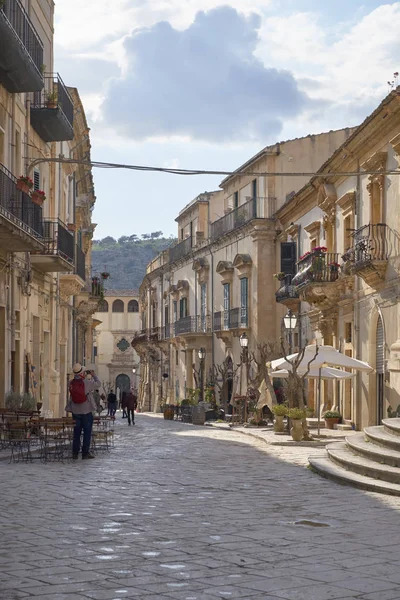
[115,374,131,400]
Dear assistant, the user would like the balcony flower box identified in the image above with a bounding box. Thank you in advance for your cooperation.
[17,176,33,194]
[31,190,46,206]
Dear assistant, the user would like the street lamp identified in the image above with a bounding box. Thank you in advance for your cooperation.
[239,332,249,359]
[283,310,297,354]
[198,348,206,402]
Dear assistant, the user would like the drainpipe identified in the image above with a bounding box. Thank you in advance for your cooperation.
[354,159,361,428]
[206,200,215,374]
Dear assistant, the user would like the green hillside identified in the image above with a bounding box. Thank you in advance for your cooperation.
[91,233,175,290]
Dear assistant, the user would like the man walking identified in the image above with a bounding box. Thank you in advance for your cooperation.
[122,389,138,426]
[68,364,101,460]
[107,390,118,416]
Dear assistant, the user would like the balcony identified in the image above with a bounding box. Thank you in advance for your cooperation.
[169,236,192,263]
[174,315,212,336]
[341,223,389,287]
[275,275,300,309]
[30,73,74,142]
[75,245,86,281]
[291,250,342,309]
[0,0,43,92]
[213,308,248,331]
[210,196,276,241]
[30,219,74,272]
[149,327,160,341]
[59,245,86,299]
[131,329,149,347]
[0,163,44,251]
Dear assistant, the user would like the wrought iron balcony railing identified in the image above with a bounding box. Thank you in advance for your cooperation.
[0,0,44,92]
[169,236,192,263]
[173,315,212,336]
[31,73,74,141]
[275,274,300,304]
[210,196,276,241]
[75,245,86,281]
[213,308,248,331]
[42,219,74,264]
[214,311,222,332]
[0,162,43,240]
[342,224,389,269]
[291,250,340,288]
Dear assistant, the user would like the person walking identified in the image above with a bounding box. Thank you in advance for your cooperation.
[67,364,101,460]
[123,389,138,426]
[107,390,118,417]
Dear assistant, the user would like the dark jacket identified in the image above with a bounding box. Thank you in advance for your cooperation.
[107,392,117,405]
[122,392,137,411]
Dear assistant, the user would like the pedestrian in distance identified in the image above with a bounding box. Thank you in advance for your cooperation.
[107,389,118,417]
[122,389,138,425]
[66,364,101,460]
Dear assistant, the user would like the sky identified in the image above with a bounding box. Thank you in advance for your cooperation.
[54,0,400,240]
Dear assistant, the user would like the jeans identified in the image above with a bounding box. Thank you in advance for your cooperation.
[108,403,117,417]
[72,413,94,456]
[127,408,135,425]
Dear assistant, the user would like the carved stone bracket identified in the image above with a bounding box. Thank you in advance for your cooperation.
[59,275,85,302]
[192,258,209,284]
[76,299,100,328]
[216,261,234,285]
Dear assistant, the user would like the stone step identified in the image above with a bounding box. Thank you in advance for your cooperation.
[335,424,353,431]
[364,426,400,451]
[346,433,400,468]
[327,442,400,484]
[382,418,400,437]
[309,455,400,496]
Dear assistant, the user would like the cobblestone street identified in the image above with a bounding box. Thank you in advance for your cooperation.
[2,415,400,600]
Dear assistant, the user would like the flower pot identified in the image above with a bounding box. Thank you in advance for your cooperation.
[274,414,285,433]
[46,101,57,109]
[67,223,76,232]
[192,405,206,425]
[16,180,31,194]
[290,419,304,441]
[163,406,175,420]
[325,417,340,429]
[31,191,44,206]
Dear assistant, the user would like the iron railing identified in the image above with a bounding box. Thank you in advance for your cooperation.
[275,274,300,303]
[169,236,192,263]
[213,309,247,330]
[210,196,276,241]
[214,311,222,331]
[75,245,86,280]
[32,73,74,128]
[173,315,212,336]
[292,251,340,287]
[149,327,160,341]
[88,278,103,298]
[342,224,389,268]
[1,0,44,76]
[42,219,74,263]
[0,162,43,238]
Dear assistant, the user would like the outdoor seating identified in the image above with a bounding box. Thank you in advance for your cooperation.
[91,416,115,453]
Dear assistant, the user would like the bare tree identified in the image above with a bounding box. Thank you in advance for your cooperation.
[211,359,240,413]
[102,381,113,397]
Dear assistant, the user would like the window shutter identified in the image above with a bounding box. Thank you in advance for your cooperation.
[280,242,297,275]
[33,170,40,191]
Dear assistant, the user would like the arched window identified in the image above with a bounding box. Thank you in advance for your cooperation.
[98,300,109,312]
[112,299,124,313]
[128,299,139,313]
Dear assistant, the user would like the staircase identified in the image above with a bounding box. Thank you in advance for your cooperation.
[309,418,400,496]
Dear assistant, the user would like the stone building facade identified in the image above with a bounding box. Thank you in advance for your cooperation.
[133,129,355,412]
[94,291,141,398]
[0,0,98,415]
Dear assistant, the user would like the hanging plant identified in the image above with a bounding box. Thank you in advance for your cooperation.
[100,271,110,279]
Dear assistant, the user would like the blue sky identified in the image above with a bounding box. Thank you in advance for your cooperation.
[54,1,400,239]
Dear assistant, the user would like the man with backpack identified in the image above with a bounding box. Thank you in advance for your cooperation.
[68,364,101,460]
[121,389,138,426]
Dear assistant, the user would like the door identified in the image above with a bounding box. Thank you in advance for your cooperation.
[116,373,131,394]
[376,315,384,424]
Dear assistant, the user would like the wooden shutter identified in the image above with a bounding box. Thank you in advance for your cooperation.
[280,242,297,275]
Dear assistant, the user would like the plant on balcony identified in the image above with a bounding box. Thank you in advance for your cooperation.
[31,189,46,206]
[298,251,311,261]
[313,246,328,255]
[17,175,33,193]
[273,272,286,281]
[100,271,110,279]
[46,90,58,108]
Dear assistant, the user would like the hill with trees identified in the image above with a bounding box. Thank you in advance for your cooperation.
[91,232,175,290]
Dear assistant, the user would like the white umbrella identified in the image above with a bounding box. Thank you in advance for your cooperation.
[271,366,356,380]
[270,345,373,434]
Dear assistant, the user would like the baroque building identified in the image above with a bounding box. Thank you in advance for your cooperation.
[133,128,354,412]
[0,0,98,415]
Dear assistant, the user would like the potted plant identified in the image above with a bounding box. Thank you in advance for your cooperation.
[312,246,328,256]
[273,272,286,281]
[272,403,288,433]
[17,175,33,194]
[100,271,110,279]
[287,407,306,441]
[163,404,175,420]
[324,410,342,429]
[31,189,46,206]
[46,90,58,108]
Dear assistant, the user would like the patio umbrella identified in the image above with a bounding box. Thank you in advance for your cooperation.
[271,366,356,380]
[270,345,373,434]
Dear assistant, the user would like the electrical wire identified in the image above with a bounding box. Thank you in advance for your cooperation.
[26,157,400,178]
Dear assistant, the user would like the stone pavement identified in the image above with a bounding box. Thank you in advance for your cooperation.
[2,415,400,600]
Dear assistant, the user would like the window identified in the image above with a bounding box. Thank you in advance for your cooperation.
[173,300,177,322]
[98,300,109,312]
[280,242,297,276]
[234,191,239,209]
[164,305,169,325]
[345,322,352,343]
[152,303,157,327]
[117,338,130,352]
[128,299,139,312]
[240,278,248,327]
[223,283,230,329]
[200,283,207,330]
[112,299,124,312]
[251,179,257,199]
[179,297,188,318]
[176,349,179,366]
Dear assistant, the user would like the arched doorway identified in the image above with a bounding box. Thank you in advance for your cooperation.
[376,316,384,424]
[223,357,234,414]
[116,373,131,397]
